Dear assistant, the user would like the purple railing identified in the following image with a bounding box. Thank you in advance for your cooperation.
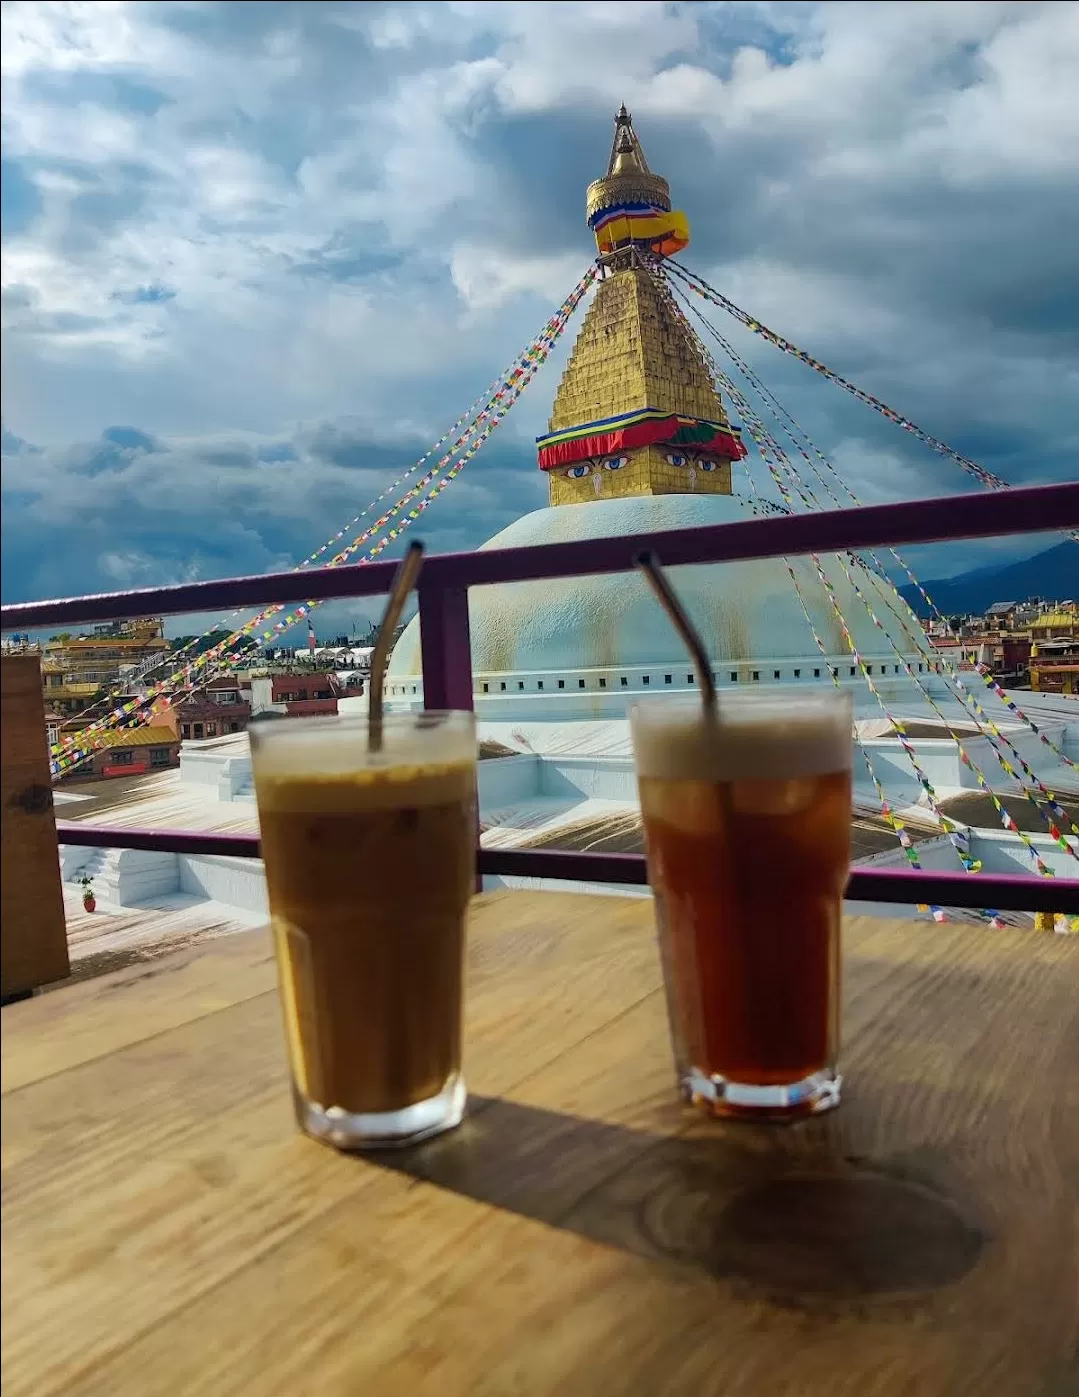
[49,824,1079,912]
[7,480,1079,913]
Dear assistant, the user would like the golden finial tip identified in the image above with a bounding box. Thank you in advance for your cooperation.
[586,104,673,223]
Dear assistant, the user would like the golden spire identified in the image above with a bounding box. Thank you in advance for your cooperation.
[536,108,743,507]
[608,104,651,177]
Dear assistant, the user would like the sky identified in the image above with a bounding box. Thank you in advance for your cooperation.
[2,0,1077,637]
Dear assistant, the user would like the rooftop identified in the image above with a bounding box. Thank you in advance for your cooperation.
[96,725,178,750]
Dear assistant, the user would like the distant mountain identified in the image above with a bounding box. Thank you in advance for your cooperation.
[898,541,1079,618]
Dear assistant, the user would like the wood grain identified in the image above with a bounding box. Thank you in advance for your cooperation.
[2,893,1077,1397]
[1,654,69,997]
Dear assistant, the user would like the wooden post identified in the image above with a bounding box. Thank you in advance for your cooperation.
[1,654,69,999]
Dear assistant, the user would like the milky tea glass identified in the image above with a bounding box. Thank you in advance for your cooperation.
[630,690,853,1121]
[249,711,477,1149]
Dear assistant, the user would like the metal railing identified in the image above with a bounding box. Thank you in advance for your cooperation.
[6,481,1079,914]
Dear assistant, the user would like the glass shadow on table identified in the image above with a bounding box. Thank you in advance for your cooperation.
[365,1093,985,1316]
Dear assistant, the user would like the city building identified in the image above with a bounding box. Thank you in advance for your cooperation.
[38,618,170,718]
[44,618,169,687]
[926,636,987,671]
[162,676,253,742]
[1030,606,1078,643]
[41,664,103,717]
[249,672,340,719]
[1030,638,1079,695]
[71,726,181,781]
[985,601,1019,627]
[996,633,1033,683]
[43,708,63,748]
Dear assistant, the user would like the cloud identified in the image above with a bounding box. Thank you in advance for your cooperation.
[2,0,1076,627]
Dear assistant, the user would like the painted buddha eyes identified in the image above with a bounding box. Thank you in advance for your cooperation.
[665,452,718,472]
[566,455,627,480]
[564,454,712,480]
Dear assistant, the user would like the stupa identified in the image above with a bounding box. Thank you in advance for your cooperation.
[387,107,927,717]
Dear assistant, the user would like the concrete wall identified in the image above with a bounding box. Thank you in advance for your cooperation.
[388,666,941,722]
[477,754,639,810]
[969,828,1078,879]
[848,828,1078,920]
[180,746,233,788]
[178,854,269,915]
[61,845,180,903]
[477,753,540,808]
[180,744,255,801]
[61,844,268,915]
[539,755,637,802]
[216,755,253,801]
[859,725,1077,805]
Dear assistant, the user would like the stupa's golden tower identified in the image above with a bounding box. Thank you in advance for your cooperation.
[537,106,745,506]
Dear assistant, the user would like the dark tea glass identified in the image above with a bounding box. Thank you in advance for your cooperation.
[631,690,853,1121]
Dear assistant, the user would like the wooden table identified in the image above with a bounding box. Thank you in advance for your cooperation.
[3,892,1077,1397]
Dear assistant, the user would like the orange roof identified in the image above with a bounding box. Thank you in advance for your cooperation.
[96,726,178,750]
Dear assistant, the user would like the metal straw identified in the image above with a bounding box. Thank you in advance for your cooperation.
[635,551,717,709]
[367,541,425,753]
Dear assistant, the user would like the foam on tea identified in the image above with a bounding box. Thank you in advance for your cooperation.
[631,695,853,783]
[253,718,477,809]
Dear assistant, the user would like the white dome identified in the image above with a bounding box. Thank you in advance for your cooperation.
[387,495,929,713]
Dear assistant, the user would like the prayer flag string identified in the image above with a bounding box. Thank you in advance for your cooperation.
[641,258,953,918]
[676,280,1079,861]
[676,284,1062,898]
[665,258,1079,547]
[51,266,598,775]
